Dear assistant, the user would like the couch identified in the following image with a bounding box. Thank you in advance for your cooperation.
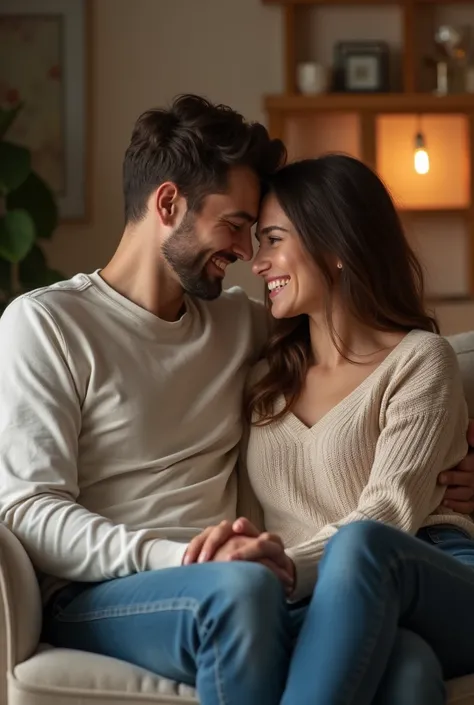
[2,330,474,705]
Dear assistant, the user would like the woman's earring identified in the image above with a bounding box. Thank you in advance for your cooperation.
[337,262,343,270]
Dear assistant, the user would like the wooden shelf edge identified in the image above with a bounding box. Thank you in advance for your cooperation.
[262,0,474,5]
[426,296,474,305]
[400,208,470,216]
[264,93,474,112]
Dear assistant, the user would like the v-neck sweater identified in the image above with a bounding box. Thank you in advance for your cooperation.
[244,330,472,601]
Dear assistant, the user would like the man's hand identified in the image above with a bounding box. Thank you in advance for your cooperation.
[438,419,474,514]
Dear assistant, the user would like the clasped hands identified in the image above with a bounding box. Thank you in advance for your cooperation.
[183,517,295,594]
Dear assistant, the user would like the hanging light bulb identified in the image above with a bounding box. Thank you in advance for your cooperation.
[414,117,430,175]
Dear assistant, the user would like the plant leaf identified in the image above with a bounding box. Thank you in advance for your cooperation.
[0,257,12,295]
[18,243,46,288]
[0,210,35,263]
[0,104,22,141]
[42,267,64,285]
[0,141,31,194]
[18,245,64,290]
[6,171,57,239]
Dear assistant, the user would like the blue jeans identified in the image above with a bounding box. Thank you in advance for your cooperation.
[43,552,446,705]
[282,522,474,705]
[43,562,292,705]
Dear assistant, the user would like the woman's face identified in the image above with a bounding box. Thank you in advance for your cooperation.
[253,194,329,319]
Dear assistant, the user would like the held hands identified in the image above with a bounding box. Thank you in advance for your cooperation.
[183,518,295,594]
[439,420,474,514]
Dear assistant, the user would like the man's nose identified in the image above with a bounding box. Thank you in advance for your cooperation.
[233,231,254,263]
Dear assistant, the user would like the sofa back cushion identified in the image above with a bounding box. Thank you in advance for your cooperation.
[448,331,474,418]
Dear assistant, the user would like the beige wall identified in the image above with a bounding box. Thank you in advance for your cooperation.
[44,0,473,331]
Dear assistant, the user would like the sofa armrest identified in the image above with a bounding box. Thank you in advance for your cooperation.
[0,523,42,702]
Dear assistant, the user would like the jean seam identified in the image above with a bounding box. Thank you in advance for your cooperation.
[53,597,200,623]
[212,638,228,705]
[343,547,474,703]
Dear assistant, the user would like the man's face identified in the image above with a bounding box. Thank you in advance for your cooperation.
[163,166,260,300]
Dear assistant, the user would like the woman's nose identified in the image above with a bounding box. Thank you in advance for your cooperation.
[252,250,270,277]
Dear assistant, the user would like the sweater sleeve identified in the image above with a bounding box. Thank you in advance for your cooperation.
[286,336,469,601]
[0,297,187,582]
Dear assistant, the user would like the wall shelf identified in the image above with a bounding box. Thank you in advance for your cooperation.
[401,208,471,216]
[263,0,474,5]
[265,93,474,113]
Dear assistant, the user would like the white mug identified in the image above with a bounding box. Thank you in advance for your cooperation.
[296,62,327,95]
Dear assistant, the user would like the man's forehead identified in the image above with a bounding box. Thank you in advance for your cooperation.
[202,190,259,223]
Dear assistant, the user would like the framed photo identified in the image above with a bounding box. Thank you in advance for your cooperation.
[333,41,390,93]
[0,0,91,222]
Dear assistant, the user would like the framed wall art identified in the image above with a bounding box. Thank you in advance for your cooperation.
[0,0,92,221]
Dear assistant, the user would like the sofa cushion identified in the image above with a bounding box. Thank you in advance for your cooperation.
[9,644,474,705]
[448,331,474,417]
[11,645,197,705]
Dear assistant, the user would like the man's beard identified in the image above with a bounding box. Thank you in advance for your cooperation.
[163,211,230,300]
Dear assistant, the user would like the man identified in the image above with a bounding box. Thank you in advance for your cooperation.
[0,95,473,705]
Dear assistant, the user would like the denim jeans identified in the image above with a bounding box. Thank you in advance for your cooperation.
[44,545,447,705]
[282,522,474,705]
[43,561,292,705]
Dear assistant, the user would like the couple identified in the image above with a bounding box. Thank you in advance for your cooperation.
[1,94,474,705]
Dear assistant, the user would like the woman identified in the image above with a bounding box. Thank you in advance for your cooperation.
[233,155,474,705]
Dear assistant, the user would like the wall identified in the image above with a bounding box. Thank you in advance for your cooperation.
[44,0,474,332]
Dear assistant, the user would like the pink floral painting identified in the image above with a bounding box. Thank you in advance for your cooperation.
[0,16,64,194]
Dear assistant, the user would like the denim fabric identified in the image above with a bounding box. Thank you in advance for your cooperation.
[43,561,291,705]
[282,522,474,705]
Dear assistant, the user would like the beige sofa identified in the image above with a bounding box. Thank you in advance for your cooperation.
[2,331,474,705]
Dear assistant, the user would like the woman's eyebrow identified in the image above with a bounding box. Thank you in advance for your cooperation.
[255,225,289,241]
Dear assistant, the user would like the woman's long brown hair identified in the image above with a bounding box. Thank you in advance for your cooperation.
[246,156,438,426]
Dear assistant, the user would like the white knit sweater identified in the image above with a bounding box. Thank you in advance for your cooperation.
[242,331,472,601]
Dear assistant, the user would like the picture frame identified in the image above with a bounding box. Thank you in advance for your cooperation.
[333,41,390,93]
[0,0,92,222]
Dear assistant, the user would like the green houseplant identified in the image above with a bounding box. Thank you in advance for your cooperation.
[0,103,64,313]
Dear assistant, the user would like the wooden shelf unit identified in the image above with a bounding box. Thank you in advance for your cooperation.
[267,0,474,94]
[263,0,474,298]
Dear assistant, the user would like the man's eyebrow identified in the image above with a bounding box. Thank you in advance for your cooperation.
[223,210,257,223]
[255,225,289,242]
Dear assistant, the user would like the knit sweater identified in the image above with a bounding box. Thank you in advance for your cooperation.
[243,331,472,602]
[0,272,267,603]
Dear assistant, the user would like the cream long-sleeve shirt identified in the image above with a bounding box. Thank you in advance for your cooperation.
[244,331,472,602]
[0,272,266,603]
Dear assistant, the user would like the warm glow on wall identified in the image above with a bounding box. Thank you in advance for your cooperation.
[376,114,470,210]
